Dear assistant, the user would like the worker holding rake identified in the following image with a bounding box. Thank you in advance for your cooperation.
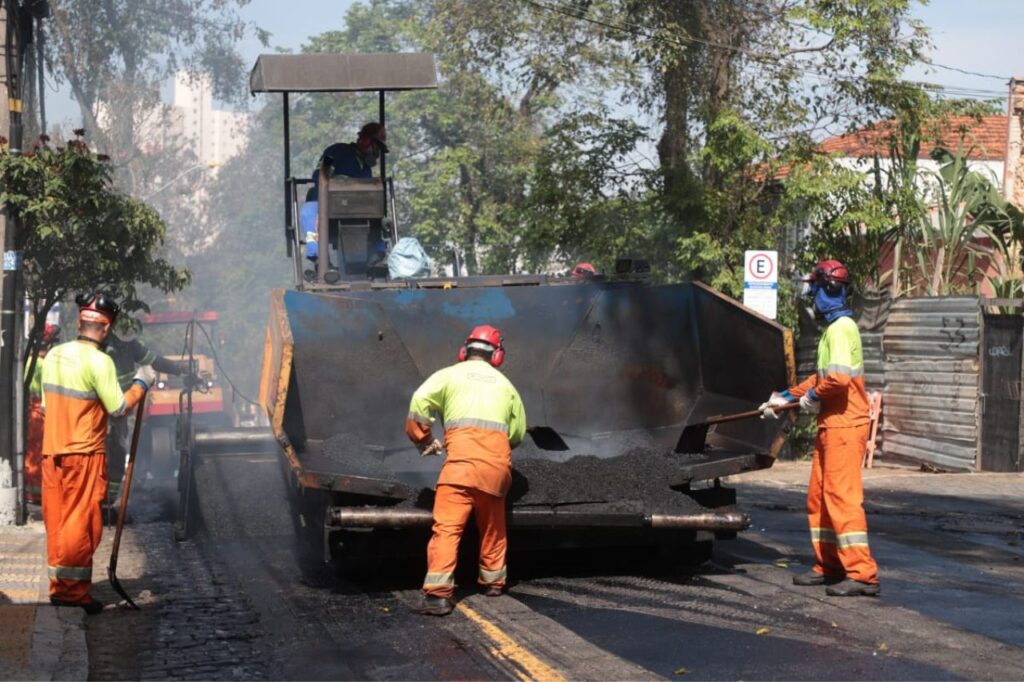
[760,260,880,597]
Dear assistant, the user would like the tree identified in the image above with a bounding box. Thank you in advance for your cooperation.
[42,0,257,216]
[0,131,190,386]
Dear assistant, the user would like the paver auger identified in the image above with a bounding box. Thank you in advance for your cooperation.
[187,53,797,567]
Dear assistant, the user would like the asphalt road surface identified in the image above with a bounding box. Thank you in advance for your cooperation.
[85,454,1024,681]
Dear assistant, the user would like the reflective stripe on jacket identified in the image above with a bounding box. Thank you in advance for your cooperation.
[41,340,145,456]
[788,316,869,428]
[406,360,526,497]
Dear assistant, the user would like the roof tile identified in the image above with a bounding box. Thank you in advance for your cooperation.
[818,115,1008,161]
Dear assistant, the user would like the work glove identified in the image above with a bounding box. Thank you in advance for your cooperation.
[758,392,791,420]
[418,439,443,457]
[799,392,821,415]
[133,365,157,390]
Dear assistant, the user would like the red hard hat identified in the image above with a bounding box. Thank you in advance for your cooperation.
[806,259,850,286]
[41,323,60,345]
[466,324,502,351]
[572,262,596,277]
[458,324,505,367]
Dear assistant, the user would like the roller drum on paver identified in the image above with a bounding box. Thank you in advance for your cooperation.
[257,278,795,530]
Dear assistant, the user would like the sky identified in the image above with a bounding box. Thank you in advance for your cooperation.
[41,0,1024,129]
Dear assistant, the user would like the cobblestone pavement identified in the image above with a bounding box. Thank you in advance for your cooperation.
[87,487,265,681]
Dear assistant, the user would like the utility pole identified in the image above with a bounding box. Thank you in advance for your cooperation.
[0,0,25,525]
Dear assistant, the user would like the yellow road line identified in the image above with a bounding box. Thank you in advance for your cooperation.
[456,601,566,682]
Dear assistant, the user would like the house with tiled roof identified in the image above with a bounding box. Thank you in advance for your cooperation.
[817,114,1009,193]
[792,83,1024,297]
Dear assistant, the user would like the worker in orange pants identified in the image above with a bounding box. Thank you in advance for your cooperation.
[807,426,877,584]
[41,453,108,604]
[24,324,61,505]
[407,325,526,616]
[24,398,45,505]
[41,293,153,614]
[425,485,508,598]
[761,259,879,597]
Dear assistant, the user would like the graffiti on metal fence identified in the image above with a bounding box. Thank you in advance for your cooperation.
[988,345,1013,358]
[939,316,967,351]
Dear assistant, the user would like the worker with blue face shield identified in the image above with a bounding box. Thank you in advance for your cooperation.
[759,259,880,597]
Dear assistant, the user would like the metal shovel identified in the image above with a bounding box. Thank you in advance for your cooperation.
[108,398,146,610]
[676,402,799,453]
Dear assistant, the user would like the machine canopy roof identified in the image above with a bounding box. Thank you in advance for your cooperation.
[249,53,438,94]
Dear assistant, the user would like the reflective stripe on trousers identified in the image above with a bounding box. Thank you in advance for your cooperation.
[49,564,92,581]
[423,571,455,589]
[479,565,507,584]
[810,527,837,543]
[837,531,870,549]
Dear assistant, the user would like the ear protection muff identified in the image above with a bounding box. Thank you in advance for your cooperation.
[457,340,505,367]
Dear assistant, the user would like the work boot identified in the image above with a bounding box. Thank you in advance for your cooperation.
[50,596,105,615]
[792,570,843,586]
[826,579,880,597]
[483,585,503,597]
[413,595,454,616]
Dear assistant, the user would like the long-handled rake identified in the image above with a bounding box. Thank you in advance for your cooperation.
[108,398,146,610]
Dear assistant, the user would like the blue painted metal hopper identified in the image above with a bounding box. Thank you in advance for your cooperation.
[259,276,795,505]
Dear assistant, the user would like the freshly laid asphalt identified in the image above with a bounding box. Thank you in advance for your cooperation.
[1,458,1021,680]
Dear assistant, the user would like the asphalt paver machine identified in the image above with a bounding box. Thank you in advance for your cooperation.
[189,53,797,569]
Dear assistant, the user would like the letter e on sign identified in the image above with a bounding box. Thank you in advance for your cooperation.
[745,251,776,282]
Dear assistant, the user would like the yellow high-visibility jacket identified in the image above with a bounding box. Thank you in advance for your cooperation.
[406,360,526,497]
[42,340,145,456]
[787,316,869,428]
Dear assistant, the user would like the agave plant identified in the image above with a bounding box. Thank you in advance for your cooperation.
[904,144,1022,296]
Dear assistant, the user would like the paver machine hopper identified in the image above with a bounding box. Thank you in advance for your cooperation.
[186,53,796,565]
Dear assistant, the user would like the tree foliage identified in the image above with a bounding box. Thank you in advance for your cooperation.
[44,0,256,195]
[175,0,1019,397]
[0,132,190,383]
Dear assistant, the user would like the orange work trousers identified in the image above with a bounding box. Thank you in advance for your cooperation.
[423,484,507,599]
[807,426,879,584]
[41,452,108,603]
[24,397,44,504]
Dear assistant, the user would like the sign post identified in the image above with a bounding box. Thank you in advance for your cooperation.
[743,250,778,320]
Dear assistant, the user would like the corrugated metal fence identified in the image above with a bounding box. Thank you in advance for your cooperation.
[881,297,980,472]
[795,297,983,471]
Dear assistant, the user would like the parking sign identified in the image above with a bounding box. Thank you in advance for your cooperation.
[743,250,778,319]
